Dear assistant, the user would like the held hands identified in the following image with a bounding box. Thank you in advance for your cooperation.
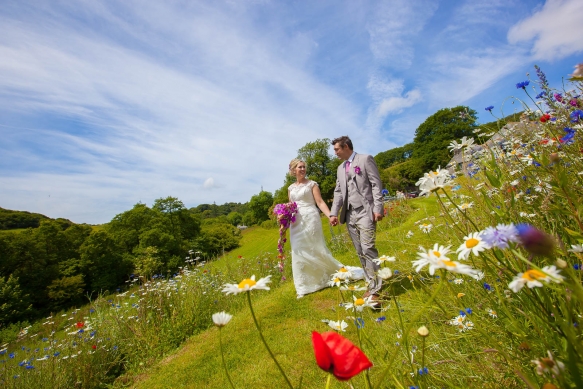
[373,213,383,222]
[329,215,339,226]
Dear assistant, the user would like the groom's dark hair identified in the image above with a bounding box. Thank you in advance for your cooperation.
[331,136,353,150]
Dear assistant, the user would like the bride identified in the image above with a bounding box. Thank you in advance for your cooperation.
[287,158,364,298]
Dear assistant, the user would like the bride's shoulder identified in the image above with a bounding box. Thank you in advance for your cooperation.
[307,180,319,188]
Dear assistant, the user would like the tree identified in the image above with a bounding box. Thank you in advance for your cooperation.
[194,223,242,257]
[413,106,477,171]
[133,246,163,279]
[227,211,243,226]
[0,275,32,326]
[374,143,414,169]
[248,191,274,223]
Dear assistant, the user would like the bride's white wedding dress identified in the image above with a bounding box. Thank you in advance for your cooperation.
[288,180,364,297]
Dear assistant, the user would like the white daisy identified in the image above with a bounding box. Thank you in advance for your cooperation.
[374,255,396,265]
[327,277,344,287]
[508,266,564,293]
[344,295,378,312]
[419,223,433,233]
[378,268,393,279]
[332,267,353,280]
[532,351,565,376]
[222,275,271,295]
[327,320,348,332]
[212,312,233,327]
[339,284,367,292]
[569,244,583,253]
[456,232,490,260]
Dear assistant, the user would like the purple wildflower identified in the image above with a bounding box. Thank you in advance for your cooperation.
[515,224,554,256]
[481,224,519,249]
[534,65,548,87]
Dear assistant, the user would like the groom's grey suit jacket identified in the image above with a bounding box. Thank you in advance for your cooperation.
[330,153,384,224]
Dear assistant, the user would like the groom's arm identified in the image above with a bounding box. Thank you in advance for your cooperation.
[364,155,384,218]
[329,171,343,225]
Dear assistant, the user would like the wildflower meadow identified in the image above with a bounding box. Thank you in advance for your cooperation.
[1,65,583,388]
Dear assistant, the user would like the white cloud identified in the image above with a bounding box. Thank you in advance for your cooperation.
[378,90,422,116]
[0,1,362,223]
[366,0,438,69]
[508,0,583,60]
[203,178,216,189]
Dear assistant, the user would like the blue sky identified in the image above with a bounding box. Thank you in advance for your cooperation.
[1,0,582,224]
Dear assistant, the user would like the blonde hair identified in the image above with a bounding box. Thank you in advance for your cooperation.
[288,158,305,176]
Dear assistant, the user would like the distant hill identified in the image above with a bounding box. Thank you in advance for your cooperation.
[0,207,50,230]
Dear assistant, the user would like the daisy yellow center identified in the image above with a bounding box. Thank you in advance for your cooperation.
[333,278,341,283]
[423,223,428,227]
[338,267,348,272]
[465,238,479,248]
[355,298,365,306]
[238,279,256,289]
[433,251,441,258]
[440,259,457,267]
[521,269,546,281]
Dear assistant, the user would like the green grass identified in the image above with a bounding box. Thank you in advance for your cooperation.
[120,197,481,389]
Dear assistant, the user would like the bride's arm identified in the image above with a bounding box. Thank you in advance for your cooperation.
[311,184,331,218]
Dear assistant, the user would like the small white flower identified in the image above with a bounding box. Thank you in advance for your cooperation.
[212,311,233,327]
[222,275,271,295]
[332,267,353,280]
[456,232,490,260]
[374,255,396,265]
[532,350,565,376]
[508,266,564,293]
[344,295,378,311]
[327,320,348,332]
[406,230,414,238]
[569,244,583,253]
[378,268,393,279]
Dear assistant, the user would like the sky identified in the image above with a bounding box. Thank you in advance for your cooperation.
[1,0,582,224]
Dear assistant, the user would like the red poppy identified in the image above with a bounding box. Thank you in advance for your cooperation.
[540,114,551,123]
[92,345,97,350]
[312,331,373,381]
[237,255,242,259]
[76,322,84,328]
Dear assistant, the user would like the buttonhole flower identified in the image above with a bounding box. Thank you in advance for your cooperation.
[312,331,373,381]
[353,166,361,175]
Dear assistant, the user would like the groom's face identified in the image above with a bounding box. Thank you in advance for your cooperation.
[333,143,352,161]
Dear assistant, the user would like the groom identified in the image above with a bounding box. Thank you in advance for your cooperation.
[329,136,384,299]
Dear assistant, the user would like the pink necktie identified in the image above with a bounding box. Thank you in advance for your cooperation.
[345,160,350,173]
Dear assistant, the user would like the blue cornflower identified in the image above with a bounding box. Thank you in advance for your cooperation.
[465,308,473,315]
[561,130,575,144]
[574,264,581,270]
[382,189,389,195]
[480,224,518,250]
[484,283,492,291]
[459,310,467,317]
[533,161,541,167]
[355,318,365,329]
[376,316,386,323]
[9,353,15,359]
[78,329,84,334]
[409,386,419,389]
[113,345,118,350]
[394,270,400,275]
[13,375,19,379]
[0,350,5,355]
[18,361,26,367]
[25,365,34,370]
[571,110,583,122]
[485,106,494,111]
[53,352,60,357]
[535,91,547,99]
[516,80,529,89]
[42,338,48,342]
[418,367,429,375]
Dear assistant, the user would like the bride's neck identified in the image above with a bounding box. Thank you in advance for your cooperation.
[295,177,308,184]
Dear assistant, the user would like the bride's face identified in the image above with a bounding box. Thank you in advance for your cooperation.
[295,162,306,178]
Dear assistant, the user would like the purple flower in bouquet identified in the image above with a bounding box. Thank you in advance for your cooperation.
[273,202,298,255]
[354,166,361,175]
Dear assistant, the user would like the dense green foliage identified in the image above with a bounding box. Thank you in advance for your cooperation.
[0,197,243,327]
[374,142,414,169]
[0,207,49,230]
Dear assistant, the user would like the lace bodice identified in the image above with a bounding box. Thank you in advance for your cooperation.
[288,180,318,209]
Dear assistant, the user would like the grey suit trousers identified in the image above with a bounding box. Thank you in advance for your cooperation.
[346,205,382,294]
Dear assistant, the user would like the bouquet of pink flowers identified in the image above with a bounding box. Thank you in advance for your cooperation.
[273,202,298,256]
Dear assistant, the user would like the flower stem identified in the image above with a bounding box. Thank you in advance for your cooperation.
[246,292,294,389]
[219,328,237,389]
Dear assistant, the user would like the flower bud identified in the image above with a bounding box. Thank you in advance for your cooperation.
[549,153,560,163]
[417,326,429,337]
[515,224,555,257]
[556,258,567,269]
